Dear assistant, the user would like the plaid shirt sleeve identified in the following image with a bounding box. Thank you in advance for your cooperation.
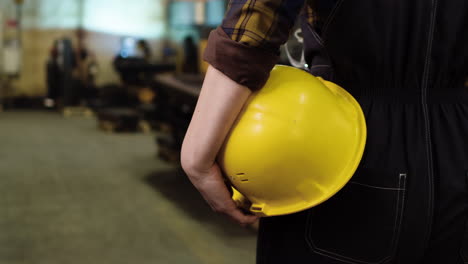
[203,0,306,91]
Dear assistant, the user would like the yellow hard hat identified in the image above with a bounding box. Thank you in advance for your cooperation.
[218,65,366,217]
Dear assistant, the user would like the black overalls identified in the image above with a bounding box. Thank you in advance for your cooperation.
[257,1,468,263]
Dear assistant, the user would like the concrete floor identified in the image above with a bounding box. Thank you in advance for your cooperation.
[0,111,256,264]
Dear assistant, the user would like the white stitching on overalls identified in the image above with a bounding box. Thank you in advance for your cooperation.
[322,0,347,38]
[349,181,405,191]
[311,29,325,47]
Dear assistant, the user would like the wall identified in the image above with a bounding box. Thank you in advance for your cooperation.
[3,0,79,96]
[4,0,168,97]
[21,0,81,29]
[82,0,166,39]
[3,0,225,97]
[82,0,168,87]
[84,31,167,87]
[18,29,77,96]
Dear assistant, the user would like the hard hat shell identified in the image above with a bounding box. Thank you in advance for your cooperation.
[218,65,367,217]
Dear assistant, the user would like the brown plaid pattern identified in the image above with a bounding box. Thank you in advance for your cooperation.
[221,0,342,49]
[221,0,308,52]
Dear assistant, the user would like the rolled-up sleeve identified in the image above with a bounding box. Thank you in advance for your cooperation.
[203,0,306,91]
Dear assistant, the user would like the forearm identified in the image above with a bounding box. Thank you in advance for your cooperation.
[181,65,252,180]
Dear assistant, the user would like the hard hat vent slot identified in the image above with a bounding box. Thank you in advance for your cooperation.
[236,173,249,182]
[251,206,263,211]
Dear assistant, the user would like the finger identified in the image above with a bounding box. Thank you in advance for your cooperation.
[225,207,259,226]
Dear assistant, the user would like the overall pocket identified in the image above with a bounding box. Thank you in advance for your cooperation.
[306,168,407,264]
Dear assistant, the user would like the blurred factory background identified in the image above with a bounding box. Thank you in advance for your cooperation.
[0,0,297,263]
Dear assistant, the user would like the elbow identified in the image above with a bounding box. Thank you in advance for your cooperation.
[180,143,195,176]
[180,141,203,179]
[180,141,214,186]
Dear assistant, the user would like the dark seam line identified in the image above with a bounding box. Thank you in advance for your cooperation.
[260,0,283,47]
[421,0,438,255]
[226,28,268,41]
[238,0,257,42]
